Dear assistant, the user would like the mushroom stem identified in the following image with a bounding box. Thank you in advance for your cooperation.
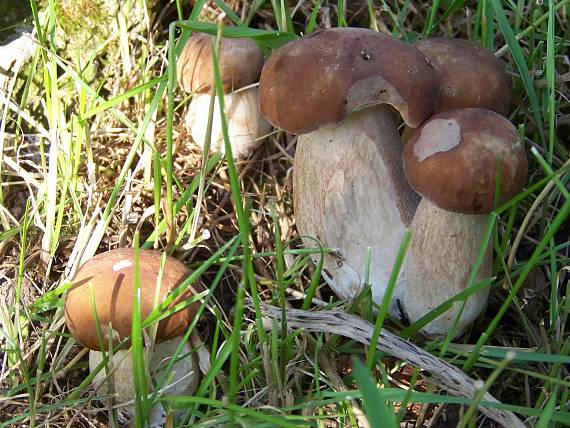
[293,105,419,312]
[185,87,271,158]
[90,336,199,426]
[402,198,492,337]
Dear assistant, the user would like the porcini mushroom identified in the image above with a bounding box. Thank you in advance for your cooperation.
[402,108,527,336]
[65,248,202,425]
[401,37,513,141]
[259,28,439,310]
[414,37,513,116]
[177,32,271,158]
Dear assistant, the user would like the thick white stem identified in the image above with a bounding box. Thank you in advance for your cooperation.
[89,337,199,426]
[402,198,492,337]
[185,87,271,158]
[293,105,418,313]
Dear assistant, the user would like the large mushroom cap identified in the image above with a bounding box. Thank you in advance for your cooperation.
[177,33,264,94]
[403,108,527,214]
[259,27,440,134]
[414,37,512,116]
[65,248,203,350]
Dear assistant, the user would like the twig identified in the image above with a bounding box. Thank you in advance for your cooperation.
[252,301,525,428]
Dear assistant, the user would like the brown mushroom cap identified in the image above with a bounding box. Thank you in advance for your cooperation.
[177,33,264,94]
[65,248,203,351]
[403,108,527,214]
[414,38,512,116]
[259,27,440,134]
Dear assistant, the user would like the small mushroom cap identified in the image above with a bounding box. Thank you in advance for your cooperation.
[414,38,512,116]
[65,248,203,350]
[177,33,264,94]
[259,27,440,134]
[403,108,527,214]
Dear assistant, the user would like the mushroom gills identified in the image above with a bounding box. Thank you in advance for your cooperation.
[402,198,492,337]
[293,105,419,313]
[185,87,271,158]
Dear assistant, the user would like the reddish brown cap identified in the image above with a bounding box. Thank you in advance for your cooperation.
[65,248,204,351]
[414,38,512,116]
[259,28,440,134]
[177,33,264,94]
[403,108,527,214]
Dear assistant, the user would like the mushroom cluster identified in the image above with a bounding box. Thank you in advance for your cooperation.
[177,33,271,158]
[260,27,437,310]
[65,248,203,425]
[258,28,528,337]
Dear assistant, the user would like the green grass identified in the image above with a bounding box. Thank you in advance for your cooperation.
[0,0,568,427]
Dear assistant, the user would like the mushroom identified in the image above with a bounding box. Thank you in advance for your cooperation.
[402,108,528,336]
[65,248,203,425]
[177,32,271,158]
[259,28,440,311]
[414,37,513,116]
[402,37,514,139]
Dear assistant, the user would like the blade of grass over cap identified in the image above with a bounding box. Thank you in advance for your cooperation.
[177,21,298,50]
[131,234,149,427]
[142,236,237,329]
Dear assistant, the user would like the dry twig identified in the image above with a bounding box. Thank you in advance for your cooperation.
[252,300,525,428]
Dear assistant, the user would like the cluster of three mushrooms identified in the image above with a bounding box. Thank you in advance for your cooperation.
[402,38,527,335]
[258,28,527,336]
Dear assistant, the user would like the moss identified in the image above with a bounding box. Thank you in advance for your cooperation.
[55,0,109,38]
[50,0,114,81]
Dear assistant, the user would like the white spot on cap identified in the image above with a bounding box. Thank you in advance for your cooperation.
[113,259,132,272]
[413,118,461,161]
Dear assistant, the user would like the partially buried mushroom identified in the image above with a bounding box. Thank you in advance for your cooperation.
[177,33,271,158]
[259,28,440,313]
[402,108,527,336]
[65,248,203,425]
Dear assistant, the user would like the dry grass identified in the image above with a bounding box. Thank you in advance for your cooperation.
[0,0,569,427]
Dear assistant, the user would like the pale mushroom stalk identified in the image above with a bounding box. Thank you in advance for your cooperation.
[185,86,271,157]
[294,105,417,308]
[89,337,199,426]
[259,28,440,313]
[402,109,527,336]
[403,199,492,337]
